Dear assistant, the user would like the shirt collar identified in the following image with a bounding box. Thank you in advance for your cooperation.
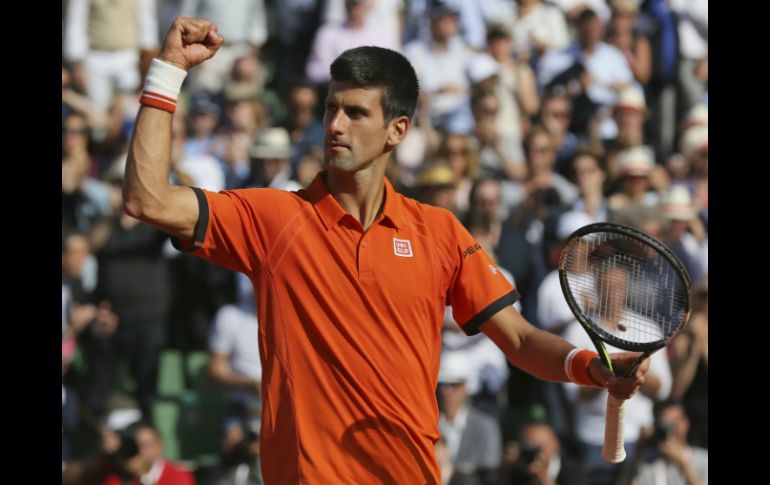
[304,170,403,231]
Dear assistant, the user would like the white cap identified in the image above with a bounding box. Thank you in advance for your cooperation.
[467,54,500,84]
[680,125,708,160]
[616,87,646,111]
[685,104,708,128]
[438,353,471,384]
[556,211,594,240]
[619,146,655,176]
[661,185,696,221]
[249,127,294,159]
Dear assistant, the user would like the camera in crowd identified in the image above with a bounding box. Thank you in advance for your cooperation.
[518,442,541,466]
[649,419,676,446]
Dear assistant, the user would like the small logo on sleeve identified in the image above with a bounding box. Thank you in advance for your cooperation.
[488,264,499,275]
[393,238,413,257]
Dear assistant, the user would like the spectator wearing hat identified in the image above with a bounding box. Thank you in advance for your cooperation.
[404,3,475,134]
[603,87,648,176]
[435,133,480,218]
[242,128,303,191]
[437,353,503,485]
[678,124,708,219]
[412,164,458,213]
[607,145,660,213]
[184,95,222,159]
[660,185,707,285]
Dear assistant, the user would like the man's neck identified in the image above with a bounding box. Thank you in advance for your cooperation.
[325,163,388,230]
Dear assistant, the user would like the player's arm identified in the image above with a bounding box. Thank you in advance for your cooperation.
[122,17,224,240]
[479,306,648,400]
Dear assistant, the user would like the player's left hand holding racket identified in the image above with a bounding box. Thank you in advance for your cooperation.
[558,222,692,464]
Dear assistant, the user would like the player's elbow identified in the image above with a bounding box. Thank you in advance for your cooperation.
[122,192,164,223]
[122,196,142,219]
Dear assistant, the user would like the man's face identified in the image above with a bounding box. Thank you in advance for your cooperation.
[323,82,392,173]
[573,155,605,194]
[474,181,501,219]
[135,428,163,467]
[615,107,645,133]
[578,17,604,49]
[431,14,459,41]
[659,405,689,442]
[542,98,572,134]
[255,157,288,183]
[290,87,318,127]
[62,115,89,154]
[62,235,90,278]
[527,133,556,172]
[438,381,467,413]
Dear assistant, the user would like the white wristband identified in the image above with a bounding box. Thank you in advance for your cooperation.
[140,58,188,113]
[564,347,581,383]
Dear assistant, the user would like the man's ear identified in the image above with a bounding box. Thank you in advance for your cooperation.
[386,115,410,148]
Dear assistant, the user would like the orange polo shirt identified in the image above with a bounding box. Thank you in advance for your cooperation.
[178,172,519,484]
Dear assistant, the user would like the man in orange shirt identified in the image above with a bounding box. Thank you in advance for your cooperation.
[124,17,650,485]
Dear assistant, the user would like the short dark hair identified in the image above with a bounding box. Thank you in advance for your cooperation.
[578,8,600,24]
[330,46,420,122]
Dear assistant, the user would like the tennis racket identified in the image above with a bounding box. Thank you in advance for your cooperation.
[558,222,691,463]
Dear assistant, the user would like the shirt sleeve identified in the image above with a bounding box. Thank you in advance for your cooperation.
[171,187,299,275]
[442,212,519,336]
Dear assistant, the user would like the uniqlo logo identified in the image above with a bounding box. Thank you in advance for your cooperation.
[393,238,413,257]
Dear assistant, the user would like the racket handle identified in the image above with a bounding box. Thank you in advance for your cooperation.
[602,394,627,463]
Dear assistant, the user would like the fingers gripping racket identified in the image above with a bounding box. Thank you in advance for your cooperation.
[558,222,691,463]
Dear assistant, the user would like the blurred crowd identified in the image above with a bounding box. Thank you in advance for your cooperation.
[61,1,707,484]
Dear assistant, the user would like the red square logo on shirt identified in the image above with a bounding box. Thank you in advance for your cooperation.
[393,238,413,257]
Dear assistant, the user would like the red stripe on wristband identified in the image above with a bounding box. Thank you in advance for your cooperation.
[569,349,605,387]
[140,91,177,113]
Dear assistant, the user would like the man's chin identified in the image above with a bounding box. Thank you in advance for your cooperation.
[324,157,361,173]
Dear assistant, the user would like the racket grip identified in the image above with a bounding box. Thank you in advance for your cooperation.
[602,394,627,463]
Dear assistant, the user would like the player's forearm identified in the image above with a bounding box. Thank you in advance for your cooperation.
[123,106,175,221]
[511,327,577,382]
[482,309,575,383]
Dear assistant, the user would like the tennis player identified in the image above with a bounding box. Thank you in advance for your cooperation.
[123,17,650,484]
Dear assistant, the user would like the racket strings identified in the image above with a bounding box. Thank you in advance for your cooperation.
[563,232,688,347]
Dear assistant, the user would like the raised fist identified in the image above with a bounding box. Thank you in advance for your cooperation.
[158,17,225,71]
